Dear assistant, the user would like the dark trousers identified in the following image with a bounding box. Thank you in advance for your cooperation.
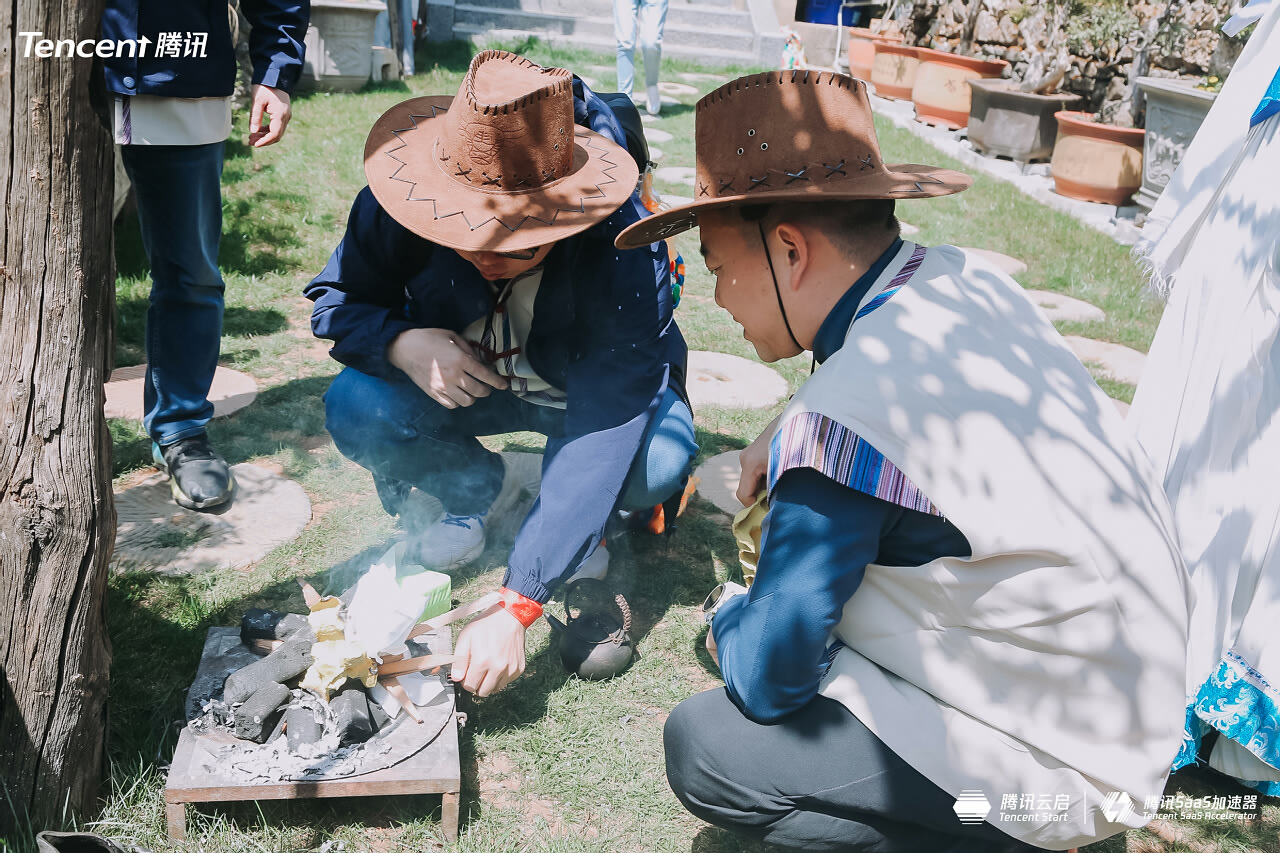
[664,690,1039,853]
[324,366,696,517]
[120,142,227,446]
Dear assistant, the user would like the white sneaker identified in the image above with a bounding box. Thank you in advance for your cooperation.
[567,542,610,584]
[646,85,661,116]
[413,459,524,572]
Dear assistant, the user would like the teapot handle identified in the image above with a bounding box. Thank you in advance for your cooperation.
[564,578,632,640]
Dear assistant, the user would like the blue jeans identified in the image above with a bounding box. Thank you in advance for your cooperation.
[121,142,226,446]
[614,0,669,95]
[324,367,696,516]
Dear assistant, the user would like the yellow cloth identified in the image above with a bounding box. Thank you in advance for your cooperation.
[731,491,768,587]
[300,639,376,700]
[307,596,345,642]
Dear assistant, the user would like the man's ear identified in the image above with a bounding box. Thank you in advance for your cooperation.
[773,222,810,293]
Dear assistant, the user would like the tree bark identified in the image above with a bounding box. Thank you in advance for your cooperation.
[1,0,115,837]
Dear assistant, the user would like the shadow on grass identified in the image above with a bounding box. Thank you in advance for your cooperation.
[417,39,476,75]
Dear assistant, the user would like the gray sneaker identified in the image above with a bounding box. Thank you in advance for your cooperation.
[152,434,235,511]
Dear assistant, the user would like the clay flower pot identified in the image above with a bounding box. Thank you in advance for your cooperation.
[967,79,1082,162]
[847,27,903,83]
[911,48,1009,129]
[871,44,920,101]
[1050,111,1145,206]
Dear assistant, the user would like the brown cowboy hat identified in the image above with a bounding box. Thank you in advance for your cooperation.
[364,50,639,253]
[615,70,972,250]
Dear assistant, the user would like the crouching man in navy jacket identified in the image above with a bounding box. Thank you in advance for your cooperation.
[306,51,694,697]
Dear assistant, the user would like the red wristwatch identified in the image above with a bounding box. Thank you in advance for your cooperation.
[498,587,544,628]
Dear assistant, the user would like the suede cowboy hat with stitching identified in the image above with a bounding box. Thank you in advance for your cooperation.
[615,70,972,250]
[364,50,639,253]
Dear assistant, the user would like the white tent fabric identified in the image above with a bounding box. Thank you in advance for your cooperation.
[1129,0,1280,795]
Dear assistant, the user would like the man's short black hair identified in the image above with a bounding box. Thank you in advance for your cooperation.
[737,199,899,257]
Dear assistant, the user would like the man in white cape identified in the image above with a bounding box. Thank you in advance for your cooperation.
[617,71,1190,852]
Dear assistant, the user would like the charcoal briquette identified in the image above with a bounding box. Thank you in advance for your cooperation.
[331,687,374,746]
[223,627,315,705]
[284,705,325,751]
[233,681,290,743]
[240,608,309,644]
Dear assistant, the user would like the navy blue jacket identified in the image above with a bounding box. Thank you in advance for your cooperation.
[102,0,308,97]
[306,85,688,603]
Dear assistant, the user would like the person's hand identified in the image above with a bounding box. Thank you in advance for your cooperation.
[249,84,292,147]
[705,626,720,669]
[388,328,507,409]
[451,608,527,696]
[737,414,782,506]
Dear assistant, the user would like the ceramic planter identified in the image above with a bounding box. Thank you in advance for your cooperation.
[1050,111,1145,206]
[847,28,902,83]
[301,0,385,92]
[910,48,1008,129]
[1134,76,1217,211]
[871,44,920,101]
[967,79,1082,162]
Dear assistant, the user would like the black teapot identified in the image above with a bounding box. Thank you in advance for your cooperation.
[546,579,636,680]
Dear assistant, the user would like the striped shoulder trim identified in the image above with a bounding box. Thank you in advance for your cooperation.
[768,411,941,516]
[855,243,927,320]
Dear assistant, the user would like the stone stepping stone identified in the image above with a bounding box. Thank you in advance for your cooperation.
[113,463,311,575]
[648,146,664,161]
[577,75,598,89]
[1065,336,1146,386]
[658,81,700,98]
[106,364,257,421]
[693,450,743,517]
[645,127,674,144]
[959,247,1028,277]
[1027,290,1106,324]
[654,166,695,186]
[662,194,693,208]
[687,351,788,410]
[677,71,729,85]
[899,221,920,236]
[641,114,658,124]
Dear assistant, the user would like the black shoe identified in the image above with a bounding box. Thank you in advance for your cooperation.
[152,434,235,510]
[37,831,150,853]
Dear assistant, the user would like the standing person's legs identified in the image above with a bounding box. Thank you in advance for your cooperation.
[637,0,669,113]
[665,690,1037,853]
[614,0,641,96]
[122,141,234,509]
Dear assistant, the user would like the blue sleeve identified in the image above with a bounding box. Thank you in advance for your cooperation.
[304,187,435,378]
[240,0,309,94]
[502,195,679,602]
[712,467,894,723]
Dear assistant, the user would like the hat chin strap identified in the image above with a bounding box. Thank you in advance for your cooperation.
[758,222,804,356]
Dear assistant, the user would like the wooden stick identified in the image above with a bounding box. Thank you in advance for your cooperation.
[248,639,282,655]
[299,578,322,609]
[377,654,459,678]
[408,592,502,639]
[382,678,422,723]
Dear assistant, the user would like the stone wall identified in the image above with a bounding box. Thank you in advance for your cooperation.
[899,0,1247,116]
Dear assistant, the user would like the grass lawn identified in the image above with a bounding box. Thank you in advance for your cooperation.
[38,37,1275,853]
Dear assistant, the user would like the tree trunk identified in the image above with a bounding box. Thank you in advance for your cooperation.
[1,0,116,838]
